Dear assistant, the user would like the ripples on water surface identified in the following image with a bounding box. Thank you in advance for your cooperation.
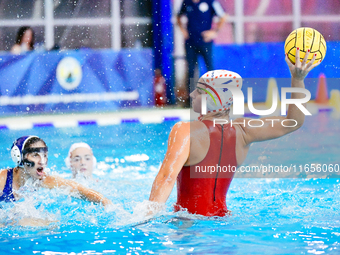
[0,113,340,254]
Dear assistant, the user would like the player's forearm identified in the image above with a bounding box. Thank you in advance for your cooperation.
[286,78,306,128]
[43,176,111,206]
[79,187,110,205]
[59,178,109,205]
[149,174,175,204]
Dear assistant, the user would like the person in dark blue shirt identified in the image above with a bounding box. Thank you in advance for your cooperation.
[177,0,227,106]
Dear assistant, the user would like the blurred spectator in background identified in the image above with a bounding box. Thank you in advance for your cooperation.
[11,26,35,54]
[65,142,97,179]
[154,68,167,107]
[177,0,228,106]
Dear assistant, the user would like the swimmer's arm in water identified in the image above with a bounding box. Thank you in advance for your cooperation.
[149,122,190,206]
[42,176,112,207]
[239,49,321,145]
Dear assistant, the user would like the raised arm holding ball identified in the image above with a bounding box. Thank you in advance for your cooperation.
[148,48,321,217]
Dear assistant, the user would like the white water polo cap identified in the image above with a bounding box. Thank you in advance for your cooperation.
[65,142,97,170]
[198,70,242,113]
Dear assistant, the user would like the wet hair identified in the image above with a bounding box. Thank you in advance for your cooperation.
[15,26,35,50]
[23,137,47,150]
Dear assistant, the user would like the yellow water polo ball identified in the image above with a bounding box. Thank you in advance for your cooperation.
[284,27,326,64]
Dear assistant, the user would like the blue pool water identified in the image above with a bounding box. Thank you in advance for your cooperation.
[0,112,340,254]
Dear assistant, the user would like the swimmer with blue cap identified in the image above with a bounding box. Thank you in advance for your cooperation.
[0,136,111,207]
[148,50,321,217]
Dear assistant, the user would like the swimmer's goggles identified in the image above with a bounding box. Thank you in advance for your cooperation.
[22,147,48,167]
[22,147,48,156]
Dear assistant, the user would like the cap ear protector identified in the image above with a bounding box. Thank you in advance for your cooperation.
[10,136,46,167]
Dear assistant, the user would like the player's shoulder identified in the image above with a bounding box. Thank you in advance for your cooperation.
[0,169,8,177]
[173,120,209,137]
[172,120,207,131]
[169,121,203,143]
[0,169,9,191]
[0,168,10,181]
[171,121,190,134]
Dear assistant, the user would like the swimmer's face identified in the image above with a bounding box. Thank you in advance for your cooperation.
[23,141,48,180]
[70,147,93,178]
[190,81,205,113]
[21,29,33,45]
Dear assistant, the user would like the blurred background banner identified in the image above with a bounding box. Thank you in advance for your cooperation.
[0,49,154,115]
[0,0,340,114]
[0,40,339,115]
[213,41,340,79]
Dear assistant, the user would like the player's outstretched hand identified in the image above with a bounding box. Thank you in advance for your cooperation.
[285,48,321,80]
